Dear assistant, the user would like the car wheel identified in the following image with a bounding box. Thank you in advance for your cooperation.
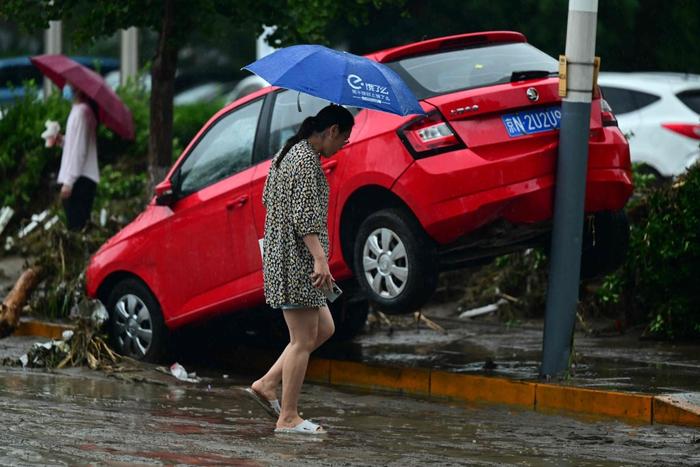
[106,278,169,362]
[580,210,630,280]
[353,208,438,314]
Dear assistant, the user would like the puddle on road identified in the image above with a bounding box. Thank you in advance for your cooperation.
[1,368,699,466]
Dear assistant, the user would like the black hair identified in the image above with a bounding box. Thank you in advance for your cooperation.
[275,103,354,168]
[73,88,100,124]
[86,97,100,124]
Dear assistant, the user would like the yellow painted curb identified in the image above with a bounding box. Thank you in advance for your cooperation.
[330,360,430,395]
[430,370,536,408]
[306,358,331,384]
[13,320,74,340]
[536,383,653,423]
[653,394,700,427]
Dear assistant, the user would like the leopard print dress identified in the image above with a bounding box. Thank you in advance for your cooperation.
[262,139,329,309]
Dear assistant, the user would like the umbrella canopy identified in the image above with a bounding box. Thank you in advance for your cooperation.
[243,45,424,116]
[30,54,135,140]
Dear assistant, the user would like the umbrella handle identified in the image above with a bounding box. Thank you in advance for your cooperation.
[297,92,302,113]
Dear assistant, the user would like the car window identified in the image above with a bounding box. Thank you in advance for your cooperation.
[677,90,700,114]
[601,86,660,115]
[0,65,41,88]
[386,42,558,99]
[177,99,263,196]
[267,91,329,157]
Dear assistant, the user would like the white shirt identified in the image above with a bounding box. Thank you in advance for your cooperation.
[58,102,99,187]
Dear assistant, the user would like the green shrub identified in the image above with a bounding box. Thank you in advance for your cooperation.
[0,82,70,211]
[94,164,148,210]
[97,78,150,166]
[620,164,700,338]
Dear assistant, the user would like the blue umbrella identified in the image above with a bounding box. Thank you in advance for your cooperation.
[243,45,425,116]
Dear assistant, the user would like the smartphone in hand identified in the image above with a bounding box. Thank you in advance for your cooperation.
[322,282,343,303]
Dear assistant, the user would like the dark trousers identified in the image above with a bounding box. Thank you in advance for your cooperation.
[62,176,97,231]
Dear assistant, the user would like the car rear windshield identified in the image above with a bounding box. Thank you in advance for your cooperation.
[677,90,700,114]
[386,42,558,99]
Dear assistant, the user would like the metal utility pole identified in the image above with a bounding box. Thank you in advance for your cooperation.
[541,0,599,378]
[43,20,62,97]
[120,27,139,86]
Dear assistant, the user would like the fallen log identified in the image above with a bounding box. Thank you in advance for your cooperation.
[0,267,42,338]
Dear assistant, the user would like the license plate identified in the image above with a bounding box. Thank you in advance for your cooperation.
[502,106,562,137]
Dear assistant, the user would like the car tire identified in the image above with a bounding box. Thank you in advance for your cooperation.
[580,209,630,280]
[106,278,169,363]
[353,208,438,314]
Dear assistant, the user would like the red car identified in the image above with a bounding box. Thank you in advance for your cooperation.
[86,31,632,361]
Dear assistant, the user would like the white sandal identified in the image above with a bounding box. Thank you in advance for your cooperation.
[244,387,281,418]
[274,419,326,435]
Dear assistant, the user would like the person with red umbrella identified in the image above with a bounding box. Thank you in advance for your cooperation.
[30,54,135,230]
[55,86,100,230]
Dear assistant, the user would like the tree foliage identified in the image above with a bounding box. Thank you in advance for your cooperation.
[325,0,700,74]
[0,0,405,183]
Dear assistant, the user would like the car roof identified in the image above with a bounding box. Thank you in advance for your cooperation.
[599,71,700,94]
[225,31,530,117]
[366,31,527,63]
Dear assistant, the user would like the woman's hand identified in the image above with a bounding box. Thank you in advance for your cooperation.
[310,256,333,290]
[60,184,72,200]
[303,233,333,289]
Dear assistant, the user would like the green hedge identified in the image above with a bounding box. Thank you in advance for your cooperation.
[0,79,223,219]
[619,164,700,338]
[0,83,70,208]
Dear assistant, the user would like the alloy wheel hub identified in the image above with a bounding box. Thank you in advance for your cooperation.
[362,227,409,299]
[378,254,392,274]
[113,294,152,358]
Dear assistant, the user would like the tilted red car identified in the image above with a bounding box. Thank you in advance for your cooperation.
[86,31,633,361]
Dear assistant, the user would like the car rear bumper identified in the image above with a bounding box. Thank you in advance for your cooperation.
[392,127,633,245]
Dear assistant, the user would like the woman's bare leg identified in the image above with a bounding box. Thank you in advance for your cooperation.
[252,306,334,401]
[275,307,319,428]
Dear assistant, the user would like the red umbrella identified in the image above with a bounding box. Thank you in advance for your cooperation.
[30,54,135,140]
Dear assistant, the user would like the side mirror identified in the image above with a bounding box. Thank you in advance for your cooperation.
[155,179,174,206]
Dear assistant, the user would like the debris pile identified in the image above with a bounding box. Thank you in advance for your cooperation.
[2,299,122,369]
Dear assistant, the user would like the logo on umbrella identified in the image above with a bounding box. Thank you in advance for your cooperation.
[347,74,364,90]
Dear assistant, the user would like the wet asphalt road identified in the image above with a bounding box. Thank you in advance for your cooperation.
[1,367,699,466]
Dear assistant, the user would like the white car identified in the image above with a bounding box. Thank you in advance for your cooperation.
[599,72,700,177]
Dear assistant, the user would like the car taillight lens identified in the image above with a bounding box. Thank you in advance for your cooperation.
[600,98,618,127]
[398,111,465,158]
[661,123,700,140]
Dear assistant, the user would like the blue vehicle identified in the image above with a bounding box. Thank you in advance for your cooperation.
[0,55,119,105]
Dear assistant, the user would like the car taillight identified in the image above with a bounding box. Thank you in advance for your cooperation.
[397,111,465,158]
[661,123,700,140]
[600,98,618,127]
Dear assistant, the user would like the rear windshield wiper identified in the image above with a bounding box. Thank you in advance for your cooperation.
[510,70,558,82]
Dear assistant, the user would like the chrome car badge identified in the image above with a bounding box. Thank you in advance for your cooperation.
[526,87,539,102]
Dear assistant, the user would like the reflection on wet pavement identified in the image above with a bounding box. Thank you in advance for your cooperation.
[1,368,698,466]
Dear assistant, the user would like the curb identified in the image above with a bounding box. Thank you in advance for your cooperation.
[13,319,74,340]
[15,320,700,428]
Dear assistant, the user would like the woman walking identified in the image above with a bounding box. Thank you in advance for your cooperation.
[249,104,354,434]
[58,88,100,230]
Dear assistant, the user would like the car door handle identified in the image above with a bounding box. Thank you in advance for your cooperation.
[322,160,338,174]
[227,195,249,210]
